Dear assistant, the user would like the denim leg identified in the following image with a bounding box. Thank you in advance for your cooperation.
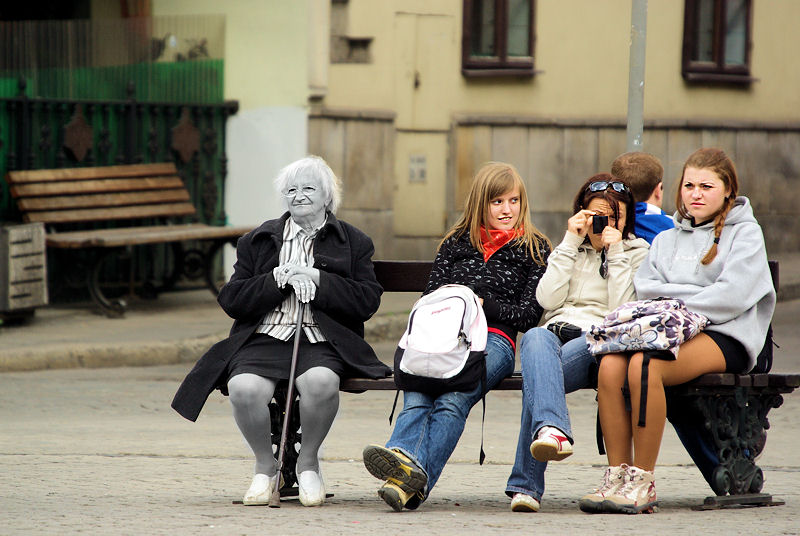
[506,385,544,500]
[523,328,574,438]
[506,328,596,499]
[388,333,515,497]
[385,389,436,480]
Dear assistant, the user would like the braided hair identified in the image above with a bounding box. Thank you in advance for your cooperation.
[675,148,739,265]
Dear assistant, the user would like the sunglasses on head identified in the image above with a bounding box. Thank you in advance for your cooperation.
[586,181,630,195]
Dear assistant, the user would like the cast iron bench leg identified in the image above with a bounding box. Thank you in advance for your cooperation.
[87,248,129,317]
[205,238,238,295]
[686,386,787,509]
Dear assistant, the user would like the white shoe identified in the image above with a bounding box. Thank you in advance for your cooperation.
[530,426,573,462]
[510,492,540,512]
[579,464,627,513]
[603,465,658,514]
[297,469,325,506]
[243,473,279,506]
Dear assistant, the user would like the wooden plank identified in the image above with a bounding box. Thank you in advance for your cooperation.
[9,176,186,197]
[17,189,191,211]
[46,223,252,248]
[5,163,178,183]
[340,372,525,392]
[373,260,432,292]
[767,374,800,388]
[747,374,769,387]
[736,375,754,387]
[686,373,736,387]
[340,377,396,392]
[26,202,197,224]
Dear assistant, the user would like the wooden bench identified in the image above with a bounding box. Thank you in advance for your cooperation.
[336,260,798,509]
[4,163,252,316]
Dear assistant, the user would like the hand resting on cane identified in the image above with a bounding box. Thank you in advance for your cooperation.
[273,264,320,303]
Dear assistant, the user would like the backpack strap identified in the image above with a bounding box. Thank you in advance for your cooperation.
[595,393,605,455]
[389,390,401,425]
[478,357,488,465]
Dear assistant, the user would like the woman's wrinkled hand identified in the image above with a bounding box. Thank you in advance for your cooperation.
[273,263,298,288]
[288,274,317,303]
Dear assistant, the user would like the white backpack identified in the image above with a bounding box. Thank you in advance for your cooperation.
[393,284,488,395]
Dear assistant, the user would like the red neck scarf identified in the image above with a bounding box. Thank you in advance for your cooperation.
[480,226,522,262]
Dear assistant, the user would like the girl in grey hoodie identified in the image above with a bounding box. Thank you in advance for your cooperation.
[582,148,776,515]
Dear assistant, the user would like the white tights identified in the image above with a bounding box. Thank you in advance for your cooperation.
[227,368,340,476]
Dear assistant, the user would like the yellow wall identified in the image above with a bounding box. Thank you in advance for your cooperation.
[323,0,800,241]
[393,132,449,236]
[152,0,309,110]
[326,0,800,123]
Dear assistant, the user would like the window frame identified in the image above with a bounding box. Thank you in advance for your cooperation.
[461,0,536,78]
[681,0,755,85]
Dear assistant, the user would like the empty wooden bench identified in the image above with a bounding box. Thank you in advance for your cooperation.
[4,163,252,316]
[336,260,798,508]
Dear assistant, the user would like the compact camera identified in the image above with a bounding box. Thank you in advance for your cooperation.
[592,215,609,234]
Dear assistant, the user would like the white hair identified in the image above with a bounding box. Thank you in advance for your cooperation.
[273,155,342,213]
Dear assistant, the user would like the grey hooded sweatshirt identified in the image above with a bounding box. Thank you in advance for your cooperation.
[634,196,775,372]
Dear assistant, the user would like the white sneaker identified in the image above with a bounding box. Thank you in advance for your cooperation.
[603,465,658,514]
[510,493,540,512]
[243,473,279,506]
[297,468,326,507]
[530,426,573,462]
[579,464,627,513]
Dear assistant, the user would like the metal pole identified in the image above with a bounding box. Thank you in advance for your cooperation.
[626,0,648,152]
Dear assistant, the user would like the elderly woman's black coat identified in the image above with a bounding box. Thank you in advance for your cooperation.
[171,212,391,422]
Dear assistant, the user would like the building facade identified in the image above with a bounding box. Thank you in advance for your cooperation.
[311,0,800,258]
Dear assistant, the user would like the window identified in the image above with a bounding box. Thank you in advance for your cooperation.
[682,0,754,84]
[462,0,535,77]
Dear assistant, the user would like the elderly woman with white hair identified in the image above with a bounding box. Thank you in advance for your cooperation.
[172,155,390,506]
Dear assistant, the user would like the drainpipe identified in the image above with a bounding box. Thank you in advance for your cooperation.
[626,0,647,152]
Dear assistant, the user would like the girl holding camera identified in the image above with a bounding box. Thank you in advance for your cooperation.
[505,173,649,512]
[581,148,775,514]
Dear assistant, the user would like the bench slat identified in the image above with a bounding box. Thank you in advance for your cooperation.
[342,373,800,393]
[5,163,178,183]
[373,260,433,292]
[25,202,197,224]
[340,374,526,392]
[46,223,252,248]
[17,189,191,211]
[10,176,185,197]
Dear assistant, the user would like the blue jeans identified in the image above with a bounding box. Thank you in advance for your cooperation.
[505,327,597,501]
[387,333,515,498]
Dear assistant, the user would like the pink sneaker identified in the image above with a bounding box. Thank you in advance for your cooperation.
[530,426,573,462]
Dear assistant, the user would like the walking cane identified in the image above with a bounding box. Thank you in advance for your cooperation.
[269,298,305,508]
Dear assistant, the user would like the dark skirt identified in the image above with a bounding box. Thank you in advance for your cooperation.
[705,330,749,374]
[226,331,347,383]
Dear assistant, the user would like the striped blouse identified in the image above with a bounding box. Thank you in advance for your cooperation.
[256,217,326,342]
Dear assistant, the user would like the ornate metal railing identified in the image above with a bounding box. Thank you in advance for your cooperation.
[0,78,239,302]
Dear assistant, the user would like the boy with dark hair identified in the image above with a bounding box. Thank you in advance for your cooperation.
[611,152,673,243]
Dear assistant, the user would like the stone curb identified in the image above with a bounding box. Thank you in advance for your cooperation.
[0,332,228,373]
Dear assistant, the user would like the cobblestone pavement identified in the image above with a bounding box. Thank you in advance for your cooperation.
[2,365,798,535]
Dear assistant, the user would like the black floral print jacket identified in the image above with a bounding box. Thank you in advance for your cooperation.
[424,231,550,344]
